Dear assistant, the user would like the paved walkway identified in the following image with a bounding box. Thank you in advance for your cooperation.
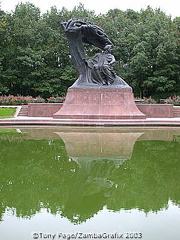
[1,116,180,126]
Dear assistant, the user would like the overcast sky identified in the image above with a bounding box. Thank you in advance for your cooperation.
[1,0,179,18]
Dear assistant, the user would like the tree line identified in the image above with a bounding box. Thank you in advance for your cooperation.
[0,3,179,99]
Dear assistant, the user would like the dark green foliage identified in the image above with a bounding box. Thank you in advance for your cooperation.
[0,3,179,98]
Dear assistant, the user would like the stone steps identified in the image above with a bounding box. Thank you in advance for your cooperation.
[1,117,180,126]
[17,105,28,116]
[173,106,180,117]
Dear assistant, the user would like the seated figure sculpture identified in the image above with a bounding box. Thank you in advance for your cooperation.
[86,45,116,85]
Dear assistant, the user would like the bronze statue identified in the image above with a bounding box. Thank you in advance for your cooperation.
[61,19,130,89]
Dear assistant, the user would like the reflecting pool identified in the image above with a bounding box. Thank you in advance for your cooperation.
[0,127,180,240]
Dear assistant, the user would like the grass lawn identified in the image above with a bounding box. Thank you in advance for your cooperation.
[0,129,17,133]
[0,107,16,119]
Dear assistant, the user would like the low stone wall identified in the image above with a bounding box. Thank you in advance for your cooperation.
[28,103,63,117]
[173,106,180,117]
[28,103,174,118]
[136,104,174,118]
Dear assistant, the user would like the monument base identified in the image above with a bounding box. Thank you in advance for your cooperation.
[53,88,146,119]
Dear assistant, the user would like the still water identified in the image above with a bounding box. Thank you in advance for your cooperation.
[0,127,180,240]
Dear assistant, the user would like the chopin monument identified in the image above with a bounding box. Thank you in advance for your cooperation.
[53,19,146,119]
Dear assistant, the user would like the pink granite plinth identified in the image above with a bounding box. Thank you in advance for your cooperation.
[53,88,146,119]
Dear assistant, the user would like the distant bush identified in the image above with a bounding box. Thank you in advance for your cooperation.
[143,97,157,104]
[0,95,33,105]
[0,95,65,105]
[135,96,180,105]
[164,96,180,106]
[46,96,65,103]
[135,97,157,104]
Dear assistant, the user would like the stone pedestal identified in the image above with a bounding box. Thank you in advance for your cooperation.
[53,88,146,119]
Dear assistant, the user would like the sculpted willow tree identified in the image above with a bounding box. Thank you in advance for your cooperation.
[61,18,130,88]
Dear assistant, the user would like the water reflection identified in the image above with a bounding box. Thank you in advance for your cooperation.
[0,127,180,224]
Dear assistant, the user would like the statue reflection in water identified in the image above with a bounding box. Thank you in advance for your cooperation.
[0,129,180,224]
